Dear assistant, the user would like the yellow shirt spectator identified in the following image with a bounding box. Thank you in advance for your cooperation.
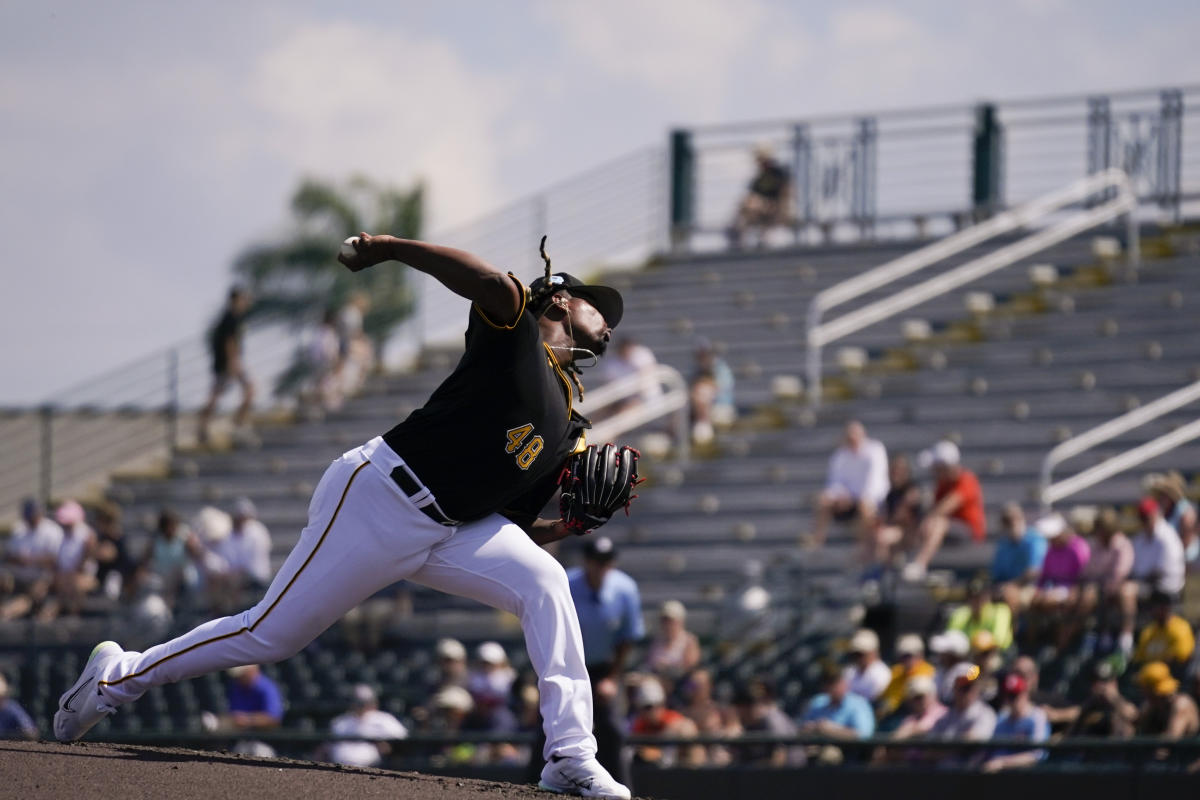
[1134,613,1195,667]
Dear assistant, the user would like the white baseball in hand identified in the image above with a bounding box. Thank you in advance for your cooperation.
[340,236,360,260]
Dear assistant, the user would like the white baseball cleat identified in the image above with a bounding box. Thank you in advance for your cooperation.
[539,756,631,799]
[54,640,123,742]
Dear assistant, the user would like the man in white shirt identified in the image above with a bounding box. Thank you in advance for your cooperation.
[1,499,63,620]
[210,498,273,606]
[811,421,889,547]
[1119,497,1186,654]
[325,684,408,767]
[600,338,662,410]
[844,628,892,702]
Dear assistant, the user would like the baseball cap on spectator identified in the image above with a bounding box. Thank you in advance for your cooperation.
[660,600,687,622]
[21,498,41,522]
[1091,655,1124,682]
[433,686,474,713]
[849,628,880,654]
[1035,513,1067,539]
[55,499,85,527]
[948,662,982,689]
[906,675,937,699]
[930,630,970,657]
[436,638,467,662]
[477,641,507,665]
[352,683,377,706]
[635,677,667,709]
[1136,661,1172,693]
[918,440,960,469]
[970,630,996,654]
[583,536,617,562]
[896,634,925,658]
[233,497,257,518]
[1003,673,1028,695]
[1138,497,1160,519]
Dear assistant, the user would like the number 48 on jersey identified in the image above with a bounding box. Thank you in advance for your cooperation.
[505,423,544,470]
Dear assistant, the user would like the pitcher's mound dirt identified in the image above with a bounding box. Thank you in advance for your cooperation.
[0,740,646,800]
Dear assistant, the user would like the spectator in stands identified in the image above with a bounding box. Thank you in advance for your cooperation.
[1069,507,1134,649]
[878,634,936,722]
[1150,472,1198,564]
[429,685,476,765]
[727,144,792,249]
[223,664,284,731]
[991,503,1047,612]
[679,669,741,766]
[1,499,63,620]
[0,673,37,740]
[44,499,97,620]
[324,683,408,767]
[140,508,204,609]
[336,291,374,395]
[800,661,875,740]
[946,578,1013,652]
[844,628,892,702]
[305,308,344,414]
[731,678,800,767]
[928,663,996,747]
[645,600,701,686]
[1120,497,1185,655]
[1135,661,1200,740]
[209,497,273,605]
[629,675,704,767]
[198,286,255,446]
[890,675,947,741]
[566,536,644,786]
[465,641,521,763]
[1066,657,1137,739]
[811,421,889,548]
[599,338,661,414]
[435,638,469,690]
[1133,591,1195,670]
[904,441,986,582]
[92,501,136,601]
[689,339,735,446]
[870,454,924,570]
[1029,514,1090,647]
[929,630,971,705]
[982,672,1049,772]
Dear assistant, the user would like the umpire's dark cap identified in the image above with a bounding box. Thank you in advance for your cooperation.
[530,272,623,328]
[583,535,618,562]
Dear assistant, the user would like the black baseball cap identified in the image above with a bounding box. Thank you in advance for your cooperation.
[529,272,624,329]
[583,536,618,562]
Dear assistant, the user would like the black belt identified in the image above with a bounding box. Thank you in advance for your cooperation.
[389,465,460,527]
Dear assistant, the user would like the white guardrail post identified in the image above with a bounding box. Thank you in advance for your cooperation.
[1039,379,1200,507]
[805,169,1139,406]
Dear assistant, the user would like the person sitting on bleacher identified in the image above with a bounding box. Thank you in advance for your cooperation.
[323,683,408,768]
[991,503,1047,613]
[981,672,1049,772]
[644,600,701,687]
[726,145,792,250]
[1149,472,1198,564]
[1065,656,1137,740]
[1119,498,1185,656]
[926,663,996,764]
[869,454,924,571]
[49,500,98,620]
[629,675,704,767]
[1068,508,1134,650]
[811,421,889,549]
[946,578,1013,653]
[843,628,892,703]
[799,661,875,741]
[1,499,62,621]
[1134,661,1199,741]
[903,441,985,583]
[1132,591,1195,672]
[877,634,936,723]
[1029,514,1090,648]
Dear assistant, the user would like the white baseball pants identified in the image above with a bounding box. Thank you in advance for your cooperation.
[96,436,597,760]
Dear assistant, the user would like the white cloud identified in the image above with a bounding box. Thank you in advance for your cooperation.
[247,22,511,229]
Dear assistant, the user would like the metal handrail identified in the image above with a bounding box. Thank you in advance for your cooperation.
[805,169,1140,405]
[577,364,690,461]
[1040,378,1200,507]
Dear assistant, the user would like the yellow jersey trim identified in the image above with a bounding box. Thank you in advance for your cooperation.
[98,460,371,689]
[571,431,588,455]
[543,342,573,419]
[473,273,527,330]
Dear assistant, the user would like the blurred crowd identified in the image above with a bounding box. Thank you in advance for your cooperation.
[0,495,272,626]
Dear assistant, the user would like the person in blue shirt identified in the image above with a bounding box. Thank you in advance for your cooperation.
[563,536,644,786]
[982,672,1049,772]
[992,503,1047,611]
[0,674,37,740]
[799,662,875,740]
[224,664,284,730]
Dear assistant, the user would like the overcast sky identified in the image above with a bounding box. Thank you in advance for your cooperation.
[2,0,1197,403]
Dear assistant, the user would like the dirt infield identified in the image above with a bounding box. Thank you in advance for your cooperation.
[0,740,644,800]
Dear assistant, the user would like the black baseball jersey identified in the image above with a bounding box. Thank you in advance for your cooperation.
[382,275,588,524]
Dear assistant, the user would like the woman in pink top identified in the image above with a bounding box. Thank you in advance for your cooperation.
[1030,514,1090,647]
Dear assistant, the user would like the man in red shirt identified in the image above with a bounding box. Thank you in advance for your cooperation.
[904,441,986,582]
[629,676,703,766]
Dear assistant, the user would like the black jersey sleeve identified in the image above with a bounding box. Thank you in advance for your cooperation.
[470,273,527,331]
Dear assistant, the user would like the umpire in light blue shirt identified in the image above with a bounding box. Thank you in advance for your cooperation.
[566,536,644,787]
